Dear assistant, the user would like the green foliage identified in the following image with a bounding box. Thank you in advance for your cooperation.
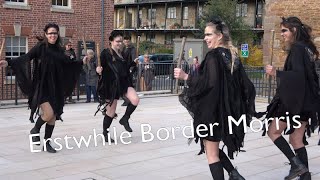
[198,0,255,45]
[138,41,173,54]
[240,45,263,66]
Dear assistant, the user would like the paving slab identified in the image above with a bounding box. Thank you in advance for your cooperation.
[0,95,319,180]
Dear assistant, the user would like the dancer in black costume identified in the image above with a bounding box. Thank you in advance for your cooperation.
[174,17,256,180]
[96,31,139,142]
[0,23,84,153]
[264,17,320,180]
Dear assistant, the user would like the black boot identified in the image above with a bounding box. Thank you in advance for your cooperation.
[209,161,225,180]
[229,169,245,180]
[299,172,311,180]
[119,103,137,132]
[43,140,57,153]
[295,147,310,180]
[43,124,56,153]
[30,116,46,145]
[103,115,115,143]
[318,139,320,145]
[284,156,308,180]
[119,115,132,132]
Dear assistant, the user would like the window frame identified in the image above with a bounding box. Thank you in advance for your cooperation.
[51,0,71,9]
[4,36,28,84]
[4,0,27,6]
[236,3,248,17]
[183,6,188,20]
[167,7,176,19]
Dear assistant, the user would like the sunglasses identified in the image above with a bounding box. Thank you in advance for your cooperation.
[47,32,58,35]
[281,29,289,33]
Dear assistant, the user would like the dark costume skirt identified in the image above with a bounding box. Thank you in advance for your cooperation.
[262,96,317,136]
[107,77,132,100]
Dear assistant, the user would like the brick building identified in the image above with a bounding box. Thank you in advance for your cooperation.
[114,0,265,47]
[263,0,320,66]
[0,0,114,101]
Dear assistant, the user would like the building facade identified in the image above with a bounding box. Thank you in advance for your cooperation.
[114,0,265,47]
[263,0,320,66]
[0,0,114,101]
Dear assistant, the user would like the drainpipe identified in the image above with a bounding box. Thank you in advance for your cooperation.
[101,0,105,49]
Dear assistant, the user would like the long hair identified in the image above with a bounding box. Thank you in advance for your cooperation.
[206,17,238,73]
[281,17,319,59]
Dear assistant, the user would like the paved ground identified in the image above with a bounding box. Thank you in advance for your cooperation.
[0,95,319,180]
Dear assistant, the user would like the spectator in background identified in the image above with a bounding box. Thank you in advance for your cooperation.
[83,49,98,103]
[64,40,77,103]
[190,56,200,76]
[139,53,155,91]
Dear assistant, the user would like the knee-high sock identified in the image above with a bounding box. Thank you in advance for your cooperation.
[44,124,55,140]
[209,161,224,180]
[274,136,295,160]
[124,103,137,117]
[294,147,308,169]
[34,116,46,132]
[103,115,113,134]
[219,149,234,173]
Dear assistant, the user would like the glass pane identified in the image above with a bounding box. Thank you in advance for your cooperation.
[20,47,26,53]
[5,46,11,53]
[5,51,12,56]
[57,0,62,6]
[5,37,11,47]
[63,0,68,6]
[52,0,56,5]
[20,37,26,46]
[12,52,19,56]
[12,37,19,46]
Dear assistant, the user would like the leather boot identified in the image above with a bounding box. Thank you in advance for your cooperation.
[285,156,308,180]
[103,115,115,143]
[43,140,57,153]
[299,172,311,180]
[229,169,245,180]
[119,115,132,132]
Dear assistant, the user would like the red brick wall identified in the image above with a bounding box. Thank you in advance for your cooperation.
[0,0,114,100]
[263,0,320,67]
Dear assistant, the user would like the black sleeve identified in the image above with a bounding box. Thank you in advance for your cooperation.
[7,43,40,66]
[239,62,256,117]
[186,52,220,97]
[6,43,41,96]
[276,44,306,114]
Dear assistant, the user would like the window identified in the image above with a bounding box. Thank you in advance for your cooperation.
[198,6,203,18]
[3,0,30,9]
[138,10,143,28]
[167,7,176,19]
[183,7,188,20]
[165,33,175,45]
[5,0,25,2]
[52,0,70,8]
[146,33,155,43]
[5,37,27,81]
[236,3,248,17]
[148,9,156,20]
